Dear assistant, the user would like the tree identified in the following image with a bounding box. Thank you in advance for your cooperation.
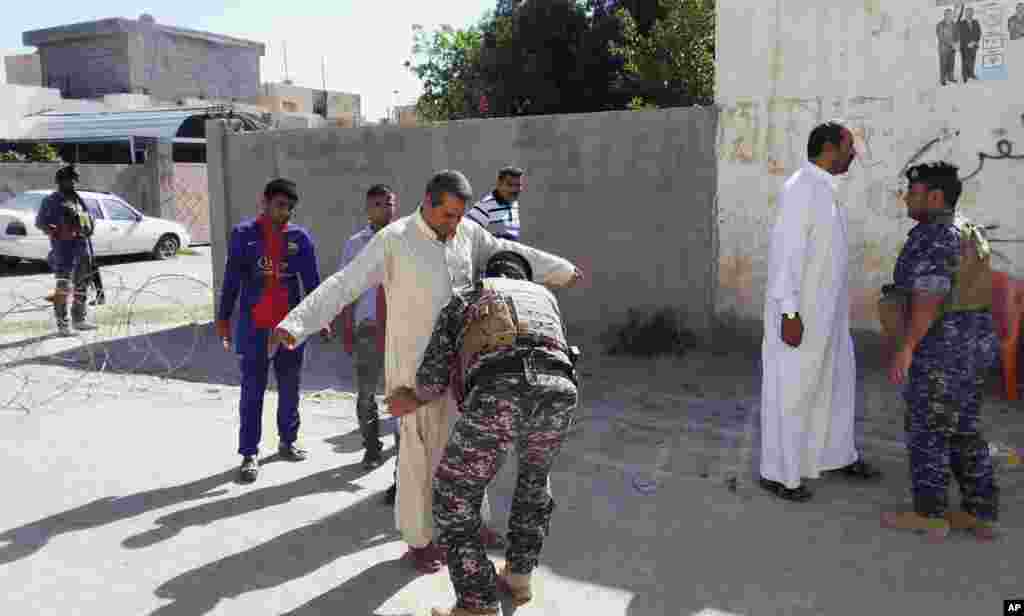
[610,0,716,108]
[404,23,485,122]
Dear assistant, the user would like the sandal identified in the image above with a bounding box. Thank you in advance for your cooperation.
[829,459,883,481]
[406,544,443,573]
[759,477,813,502]
[880,511,950,543]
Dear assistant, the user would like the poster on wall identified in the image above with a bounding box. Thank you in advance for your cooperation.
[933,0,1018,82]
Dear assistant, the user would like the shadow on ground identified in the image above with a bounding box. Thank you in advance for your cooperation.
[5,321,357,392]
[148,490,405,616]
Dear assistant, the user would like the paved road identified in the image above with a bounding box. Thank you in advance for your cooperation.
[0,247,215,332]
[0,251,1021,615]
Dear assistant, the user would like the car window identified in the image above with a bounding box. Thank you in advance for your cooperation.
[0,192,46,211]
[103,200,138,222]
[83,198,104,219]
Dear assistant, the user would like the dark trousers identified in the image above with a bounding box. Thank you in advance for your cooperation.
[238,343,304,456]
[939,48,956,83]
[961,46,978,80]
[352,321,385,453]
[50,239,89,325]
[433,374,578,611]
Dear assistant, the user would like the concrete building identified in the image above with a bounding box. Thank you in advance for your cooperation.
[4,53,41,87]
[250,81,362,127]
[715,0,1024,333]
[22,14,265,102]
[392,103,425,127]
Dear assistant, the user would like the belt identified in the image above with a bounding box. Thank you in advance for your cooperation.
[466,355,575,392]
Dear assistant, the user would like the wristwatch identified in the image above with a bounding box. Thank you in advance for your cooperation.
[782,312,798,320]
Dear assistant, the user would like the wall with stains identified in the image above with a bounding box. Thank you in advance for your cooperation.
[716,0,1024,332]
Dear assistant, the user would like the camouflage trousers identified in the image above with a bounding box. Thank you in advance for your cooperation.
[433,373,578,611]
[904,356,999,522]
[352,321,386,453]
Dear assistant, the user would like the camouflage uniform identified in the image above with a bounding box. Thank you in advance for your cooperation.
[416,279,578,612]
[893,217,1000,522]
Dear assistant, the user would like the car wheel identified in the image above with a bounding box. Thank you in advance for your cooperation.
[152,234,180,260]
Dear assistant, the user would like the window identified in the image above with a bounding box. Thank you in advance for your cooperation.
[83,198,104,219]
[1,192,45,212]
[103,200,139,222]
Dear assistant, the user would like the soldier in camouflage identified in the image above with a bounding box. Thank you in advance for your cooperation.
[387,251,579,616]
[882,161,1000,542]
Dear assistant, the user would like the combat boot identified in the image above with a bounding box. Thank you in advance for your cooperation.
[944,510,1001,542]
[880,511,950,543]
[497,566,532,605]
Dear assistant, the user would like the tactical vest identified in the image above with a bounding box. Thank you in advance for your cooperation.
[878,213,993,343]
[459,278,568,369]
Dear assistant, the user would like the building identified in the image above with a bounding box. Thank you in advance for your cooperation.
[22,14,265,102]
[251,82,362,127]
[392,103,425,127]
[4,53,41,87]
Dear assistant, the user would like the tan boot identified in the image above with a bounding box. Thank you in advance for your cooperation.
[430,606,499,616]
[944,511,1000,542]
[881,511,950,543]
[497,566,532,606]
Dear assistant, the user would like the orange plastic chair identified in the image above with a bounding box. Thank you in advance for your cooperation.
[991,271,1023,401]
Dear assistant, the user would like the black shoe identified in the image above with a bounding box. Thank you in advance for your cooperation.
[363,448,384,470]
[827,459,882,481]
[384,483,397,505]
[239,456,259,483]
[759,477,813,502]
[278,442,308,461]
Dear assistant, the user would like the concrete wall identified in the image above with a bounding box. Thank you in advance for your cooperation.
[0,84,63,139]
[4,54,41,87]
[138,29,262,101]
[207,107,720,341]
[39,35,134,96]
[29,17,263,101]
[716,0,1024,334]
[0,163,149,214]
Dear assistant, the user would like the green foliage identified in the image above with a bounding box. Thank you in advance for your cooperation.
[0,150,26,162]
[405,23,486,122]
[610,0,716,107]
[405,0,715,120]
[27,143,62,163]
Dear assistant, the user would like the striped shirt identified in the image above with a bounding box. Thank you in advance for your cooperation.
[466,191,521,241]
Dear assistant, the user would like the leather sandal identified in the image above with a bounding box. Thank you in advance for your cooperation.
[759,477,812,502]
[430,606,499,616]
[406,544,443,573]
[945,511,1000,542]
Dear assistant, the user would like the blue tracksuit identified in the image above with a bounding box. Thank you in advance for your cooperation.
[217,218,322,456]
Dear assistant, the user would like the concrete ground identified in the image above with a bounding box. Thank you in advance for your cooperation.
[0,255,1021,615]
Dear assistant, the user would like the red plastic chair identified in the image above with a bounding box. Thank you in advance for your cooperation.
[991,271,1023,401]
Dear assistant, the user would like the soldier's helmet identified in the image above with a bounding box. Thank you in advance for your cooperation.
[55,164,79,184]
[485,251,532,281]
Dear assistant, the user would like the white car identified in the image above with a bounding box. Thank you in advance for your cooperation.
[0,189,192,266]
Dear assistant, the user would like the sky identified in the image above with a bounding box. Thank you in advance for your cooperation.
[0,0,496,121]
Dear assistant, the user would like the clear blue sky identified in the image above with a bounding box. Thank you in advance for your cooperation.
[0,1,496,121]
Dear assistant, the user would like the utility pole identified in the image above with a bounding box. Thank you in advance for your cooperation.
[283,41,290,84]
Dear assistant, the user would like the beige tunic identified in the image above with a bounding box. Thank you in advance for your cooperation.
[278,208,576,547]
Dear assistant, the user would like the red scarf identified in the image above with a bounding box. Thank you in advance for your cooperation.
[251,215,290,330]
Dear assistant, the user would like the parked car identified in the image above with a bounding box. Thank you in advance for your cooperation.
[0,189,191,267]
